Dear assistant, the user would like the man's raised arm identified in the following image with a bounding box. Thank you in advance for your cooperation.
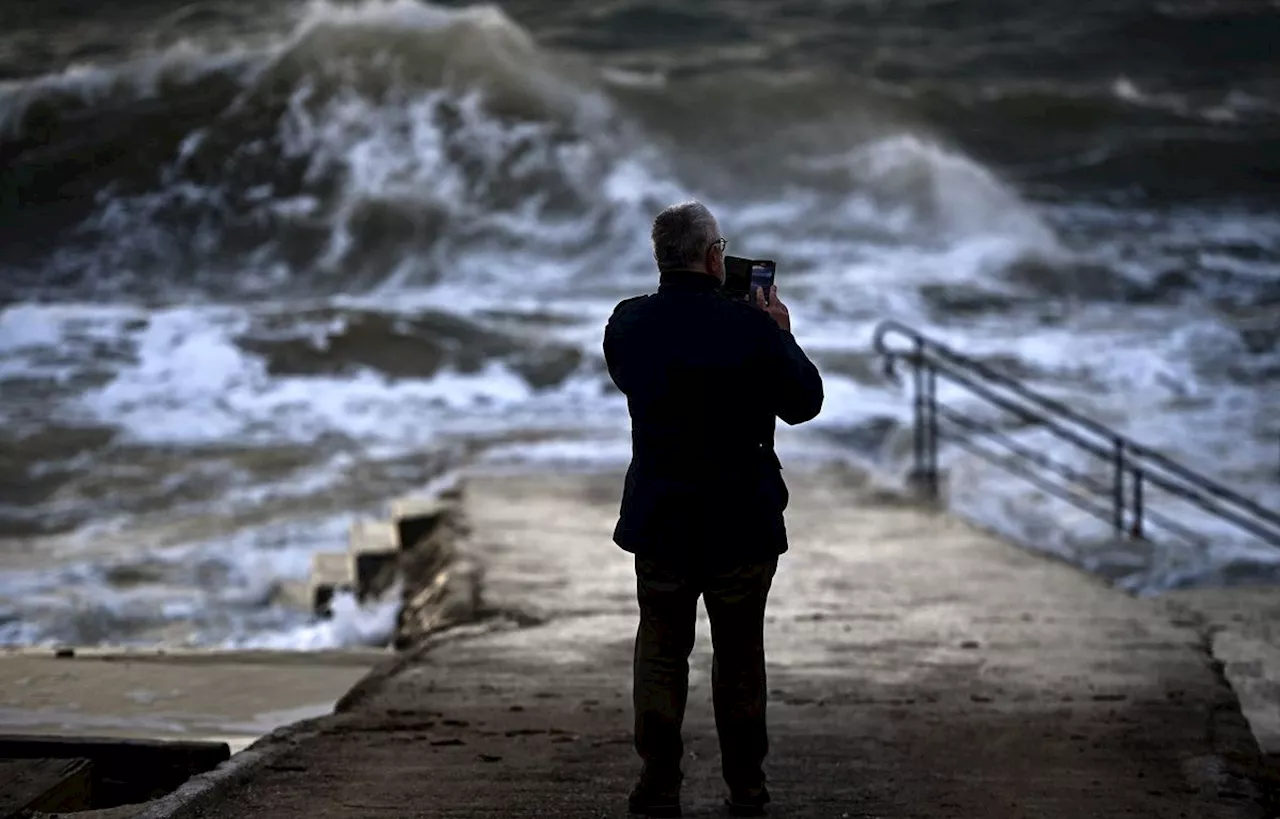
[756,286,823,425]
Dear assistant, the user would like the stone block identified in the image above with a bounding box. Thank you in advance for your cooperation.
[308,552,355,617]
[268,580,311,611]
[354,550,399,603]
[349,519,401,603]
[349,519,397,554]
[390,495,454,552]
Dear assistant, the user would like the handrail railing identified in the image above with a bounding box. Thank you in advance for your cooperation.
[872,320,1280,551]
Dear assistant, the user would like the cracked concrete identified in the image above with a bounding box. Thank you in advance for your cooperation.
[156,467,1270,818]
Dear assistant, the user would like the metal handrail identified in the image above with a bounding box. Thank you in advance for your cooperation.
[872,320,1280,549]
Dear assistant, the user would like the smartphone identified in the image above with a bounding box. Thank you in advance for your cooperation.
[722,255,752,301]
[723,256,777,303]
[750,259,776,304]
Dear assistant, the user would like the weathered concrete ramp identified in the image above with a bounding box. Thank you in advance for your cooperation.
[165,469,1270,819]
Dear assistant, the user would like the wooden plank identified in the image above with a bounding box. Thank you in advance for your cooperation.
[0,757,92,817]
[0,735,228,807]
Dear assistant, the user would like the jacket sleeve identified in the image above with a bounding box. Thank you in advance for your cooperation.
[603,302,630,395]
[763,323,824,425]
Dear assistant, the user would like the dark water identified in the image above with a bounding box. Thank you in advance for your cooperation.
[0,0,1276,646]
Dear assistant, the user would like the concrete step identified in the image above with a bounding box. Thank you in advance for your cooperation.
[307,552,354,617]
[390,495,454,552]
[349,519,398,604]
[306,488,468,617]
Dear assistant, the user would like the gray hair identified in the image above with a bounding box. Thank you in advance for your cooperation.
[651,201,720,270]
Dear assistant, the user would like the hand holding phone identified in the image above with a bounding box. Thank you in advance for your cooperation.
[723,256,778,304]
[749,260,776,305]
[755,284,790,332]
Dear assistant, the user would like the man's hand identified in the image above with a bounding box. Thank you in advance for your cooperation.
[754,285,791,333]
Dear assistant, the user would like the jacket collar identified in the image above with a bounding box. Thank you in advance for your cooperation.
[658,269,721,294]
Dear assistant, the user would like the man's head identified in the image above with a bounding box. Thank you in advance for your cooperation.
[651,201,726,284]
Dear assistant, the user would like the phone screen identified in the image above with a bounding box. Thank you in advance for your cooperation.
[750,260,776,303]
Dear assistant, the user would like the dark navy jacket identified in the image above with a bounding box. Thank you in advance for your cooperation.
[603,270,824,568]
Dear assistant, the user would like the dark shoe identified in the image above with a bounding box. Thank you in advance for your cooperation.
[628,791,681,817]
[629,776,682,818]
[725,784,770,816]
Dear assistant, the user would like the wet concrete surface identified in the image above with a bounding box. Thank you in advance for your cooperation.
[161,468,1271,818]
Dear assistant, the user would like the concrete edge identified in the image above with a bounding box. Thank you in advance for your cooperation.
[0,648,390,665]
[124,466,480,819]
[334,498,489,714]
[129,716,330,819]
[1199,639,1276,815]
[1163,600,1280,814]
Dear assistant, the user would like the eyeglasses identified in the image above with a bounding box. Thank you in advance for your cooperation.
[709,238,727,254]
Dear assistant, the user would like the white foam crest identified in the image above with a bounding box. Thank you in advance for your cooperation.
[1111,75,1276,124]
[71,301,640,451]
[294,0,499,30]
[759,139,1063,298]
[0,305,63,352]
[946,436,1280,595]
[30,0,676,297]
[1,510,365,647]
[0,41,257,139]
[842,134,1063,249]
[804,373,913,430]
[600,67,669,89]
[0,304,152,431]
[81,309,259,443]
[277,0,612,125]
[84,316,539,446]
[0,0,561,142]
[479,435,634,469]
[271,76,674,292]
[233,590,400,650]
[720,135,1069,301]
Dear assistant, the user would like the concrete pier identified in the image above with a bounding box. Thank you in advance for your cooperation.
[137,468,1272,818]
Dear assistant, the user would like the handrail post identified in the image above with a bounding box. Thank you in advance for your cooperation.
[1130,468,1145,540]
[926,366,939,496]
[912,340,925,486]
[1112,438,1125,536]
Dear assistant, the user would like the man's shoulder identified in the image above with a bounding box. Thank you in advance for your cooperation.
[605,294,653,344]
[609,289,772,333]
[610,294,651,316]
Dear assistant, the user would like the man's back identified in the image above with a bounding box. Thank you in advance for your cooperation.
[614,201,823,817]
[603,270,823,566]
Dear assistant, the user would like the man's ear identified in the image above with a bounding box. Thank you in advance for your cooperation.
[707,247,725,282]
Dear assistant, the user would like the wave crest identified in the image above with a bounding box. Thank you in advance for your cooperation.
[3,1,672,299]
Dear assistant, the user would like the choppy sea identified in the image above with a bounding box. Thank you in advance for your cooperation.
[1,0,1277,647]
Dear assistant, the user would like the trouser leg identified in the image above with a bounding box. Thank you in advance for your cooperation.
[633,556,699,782]
[703,558,777,793]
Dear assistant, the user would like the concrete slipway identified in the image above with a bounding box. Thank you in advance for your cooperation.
[106,465,1275,819]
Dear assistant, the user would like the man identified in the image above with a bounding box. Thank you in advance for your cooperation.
[603,201,824,817]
